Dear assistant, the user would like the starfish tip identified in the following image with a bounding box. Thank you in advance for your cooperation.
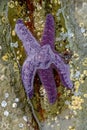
[16,19,23,24]
[47,13,53,18]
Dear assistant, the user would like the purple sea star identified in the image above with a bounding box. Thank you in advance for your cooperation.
[15,14,73,104]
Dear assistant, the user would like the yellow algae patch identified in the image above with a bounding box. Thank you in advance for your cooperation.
[83,94,87,98]
[69,96,84,110]
[15,1,18,6]
[73,52,79,60]
[1,17,6,23]
[8,1,15,8]
[2,53,9,61]
[68,126,75,130]
[12,30,16,36]
[74,81,80,91]
[78,73,86,84]
[82,58,87,66]
[83,70,87,75]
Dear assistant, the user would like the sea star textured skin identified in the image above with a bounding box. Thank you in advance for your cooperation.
[15,14,73,104]
[38,14,57,104]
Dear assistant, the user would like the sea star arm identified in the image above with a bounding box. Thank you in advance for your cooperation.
[41,14,55,49]
[52,53,73,89]
[22,57,36,98]
[15,19,40,55]
[38,68,57,104]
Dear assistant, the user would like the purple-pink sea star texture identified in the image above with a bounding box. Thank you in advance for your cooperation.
[15,14,73,104]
